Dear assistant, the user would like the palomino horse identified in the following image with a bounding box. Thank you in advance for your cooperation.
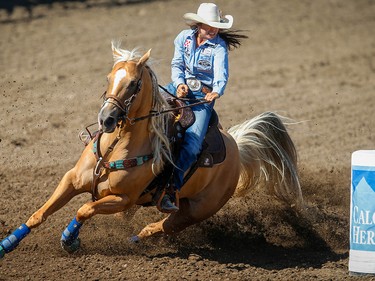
[0,42,303,258]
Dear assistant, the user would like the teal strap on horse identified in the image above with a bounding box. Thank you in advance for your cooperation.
[92,130,153,171]
[103,155,153,170]
[90,126,154,202]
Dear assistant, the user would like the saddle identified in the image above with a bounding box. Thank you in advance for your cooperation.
[159,90,226,169]
[141,92,226,206]
[197,110,226,167]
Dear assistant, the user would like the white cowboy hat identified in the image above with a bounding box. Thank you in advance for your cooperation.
[183,3,233,29]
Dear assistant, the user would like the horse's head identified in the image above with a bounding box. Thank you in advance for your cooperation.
[98,43,151,133]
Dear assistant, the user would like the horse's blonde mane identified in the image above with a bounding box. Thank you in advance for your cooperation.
[111,41,141,65]
[110,41,173,175]
[147,67,174,175]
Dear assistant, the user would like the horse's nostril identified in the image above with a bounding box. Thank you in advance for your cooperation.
[104,117,115,129]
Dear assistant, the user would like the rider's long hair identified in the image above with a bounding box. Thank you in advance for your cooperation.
[219,29,249,51]
[191,24,248,51]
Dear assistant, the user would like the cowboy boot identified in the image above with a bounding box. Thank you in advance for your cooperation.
[160,194,179,213]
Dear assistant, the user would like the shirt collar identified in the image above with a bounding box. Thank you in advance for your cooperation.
[188,28,218,47]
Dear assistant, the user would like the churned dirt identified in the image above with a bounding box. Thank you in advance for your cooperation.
[1,0,375,280]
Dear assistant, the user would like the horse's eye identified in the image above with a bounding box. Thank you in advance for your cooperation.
[129,80,137,88]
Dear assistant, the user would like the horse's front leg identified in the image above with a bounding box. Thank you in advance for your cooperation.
[27,168,89,228]
[0,166,91,258]
[60,193,131,253]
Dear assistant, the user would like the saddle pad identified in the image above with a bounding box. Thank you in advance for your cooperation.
[198,111,226,167]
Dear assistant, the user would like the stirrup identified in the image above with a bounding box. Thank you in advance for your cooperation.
[157,190,179,213]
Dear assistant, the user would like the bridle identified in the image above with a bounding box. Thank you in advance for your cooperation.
[101,74,143,121]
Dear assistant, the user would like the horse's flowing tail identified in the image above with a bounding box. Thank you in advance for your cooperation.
[228,111,303,208]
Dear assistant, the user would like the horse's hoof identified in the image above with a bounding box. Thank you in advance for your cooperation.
[0,245,5,259]
[129,235,140,243]
[61,238,81,253]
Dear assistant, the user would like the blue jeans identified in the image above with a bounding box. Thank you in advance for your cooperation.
[164,83,214,190]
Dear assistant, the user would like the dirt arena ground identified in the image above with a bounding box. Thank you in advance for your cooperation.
[1,0,375,280]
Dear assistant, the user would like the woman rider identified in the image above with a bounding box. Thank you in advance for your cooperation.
[161,3,247,212]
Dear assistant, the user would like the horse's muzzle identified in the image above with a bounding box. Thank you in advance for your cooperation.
[98,105,122,133]
[100,116,117,133]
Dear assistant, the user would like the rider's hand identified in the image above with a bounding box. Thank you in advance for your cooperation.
[205,92,220,102]
[177,84,189,98]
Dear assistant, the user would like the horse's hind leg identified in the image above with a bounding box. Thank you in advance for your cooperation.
[132,198,209,242]
[133,167,237,242]
[130,218,168,242]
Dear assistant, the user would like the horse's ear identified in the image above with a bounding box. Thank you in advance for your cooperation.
[137,49,151,67]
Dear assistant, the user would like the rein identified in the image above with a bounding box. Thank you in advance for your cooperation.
[100,85,210,125]
[128,84,210,124]
[91,122,122,201]
[128,98,209,124]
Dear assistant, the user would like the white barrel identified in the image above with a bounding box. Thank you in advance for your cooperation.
[349,150,375,275]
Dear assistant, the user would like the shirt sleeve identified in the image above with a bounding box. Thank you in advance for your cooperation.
[212,45,229,96]
[171,31,186,88]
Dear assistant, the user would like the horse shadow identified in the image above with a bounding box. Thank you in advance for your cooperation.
[188,211,345,270]
[164,208,346,270]
[70,204,347,271]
